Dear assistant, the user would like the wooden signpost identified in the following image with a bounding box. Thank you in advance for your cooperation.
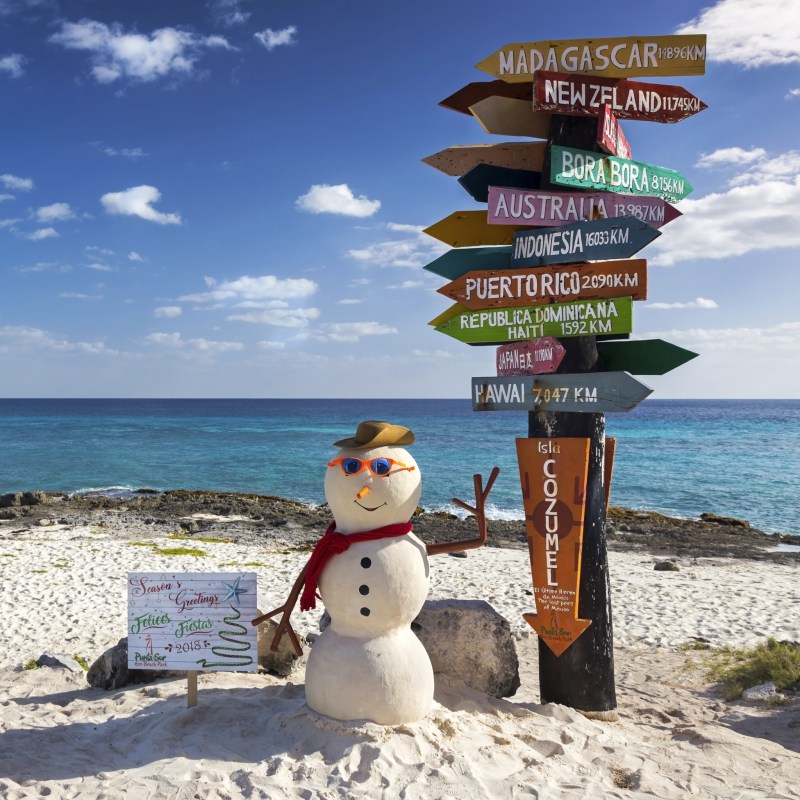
[598,105,631,159]
[534,71,708,123]
[459,163,541,203]
[515,438,592,657]
[550,145,693,202]
[437,259,647,309]
[439,80,532,115]
[497,338,566,376]
[476,34,708,81]
[432,296,633,345]
[424,245,512,279]
[424,210,523,247]
[128,572,258,706]
[488,186,682,228]
[422,142,546,177]
[597,338,699,375]
[472,372,652,413]
[511,216,661,268]
[469,96,552,138]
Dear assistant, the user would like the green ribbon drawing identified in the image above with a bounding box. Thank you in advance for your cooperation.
[195,605,254,668]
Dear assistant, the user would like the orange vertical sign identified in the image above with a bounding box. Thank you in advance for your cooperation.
[516,437,591,656]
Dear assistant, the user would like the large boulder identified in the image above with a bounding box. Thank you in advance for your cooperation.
[86,637,162,689]
[257,617,304,677]
[413,599,521,698]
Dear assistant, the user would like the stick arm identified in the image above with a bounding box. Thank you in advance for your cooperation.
[426,466,500,556]
[251,561,308,657]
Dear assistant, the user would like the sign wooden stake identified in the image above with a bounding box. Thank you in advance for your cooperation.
[187,670,198,708]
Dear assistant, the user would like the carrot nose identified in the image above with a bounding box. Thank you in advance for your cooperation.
[356,486,371,500]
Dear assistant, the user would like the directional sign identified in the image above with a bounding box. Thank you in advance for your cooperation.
[497,338,566,376]
[476,34,708,81]
[422,142,546,177]
[424,245,512,280]
[512,217,661,268]
[489,186,682,229]
[471,371,652,413]
[516,437,592,657]
[433,296,633,345]
[550,145,693,203]
[424,211,525,247]
[439,80,531,115]
[459,164,541,203]
[597,338,699,375]
[597,104,631,159]
[437,259,647,309]
[534,71,708,124]
[469,96,551,139]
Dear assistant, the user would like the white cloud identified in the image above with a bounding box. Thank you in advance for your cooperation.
[646,298,719,310]
[59,291,103,300]
[154,306,182,318]
[86,245,114,256]
[258,340,286,350]
[643,322,800,353]
[26,227,58,240]
[296,184,381,218]
[228,304,321,328]
[388,280,425,290]
[0,53,24,78]
[181,274,318,303]
[86,261,113,272]
[696,147,767,168]
[0,217,20,229]
[347,222,448,269]
[102,146,147,159]
[254,26,297,51]
[50,20,232,84]
[319,321,398,342]
[1,174,33,191]
[34,202,75,222]
[145,332,243,352]
[128,251,144,262]
[676,0,800,67]
[211,0,250,27]
[337,298,362,305]
[0,193,13,202]
[0,324,114,355]
[786,88,800,100]
[101,185,181,225]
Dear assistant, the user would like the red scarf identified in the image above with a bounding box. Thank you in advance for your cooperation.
[300,521,413,611]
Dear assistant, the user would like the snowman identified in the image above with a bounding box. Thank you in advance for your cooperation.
[253,420,498,725]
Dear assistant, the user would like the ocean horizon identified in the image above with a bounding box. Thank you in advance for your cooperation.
[1,397,798,536]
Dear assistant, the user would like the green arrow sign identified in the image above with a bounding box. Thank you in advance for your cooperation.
[550,145,693,203]
[472,372,652,413]
[597,338,698,375]
[433,296,633,345]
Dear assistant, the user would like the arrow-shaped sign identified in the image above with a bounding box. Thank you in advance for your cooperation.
[534,71,708,123]
[550,145,693,203]
[438,259,647,309]
[489,186,682,229]
[432,297,633,345]
[459,163,541,203]
[597,338,699,375]
[597,104,632,159]
[424,245,512,280]
[476,34,708,81]
[497,338,566,376]
[424,211,526,247]
[439,80,532,115]
[469,96,551,139]
[516,437,592,657]
[512,217,660,267]
[471,371,653,413]
[421,142,547,177]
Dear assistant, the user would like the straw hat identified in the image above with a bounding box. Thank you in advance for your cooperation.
[333,420,415,449]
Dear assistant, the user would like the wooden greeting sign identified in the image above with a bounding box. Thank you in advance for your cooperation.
[516,438,592,657]
[128,572,258,705]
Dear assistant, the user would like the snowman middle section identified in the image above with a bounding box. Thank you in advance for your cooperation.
[304,533,435,725]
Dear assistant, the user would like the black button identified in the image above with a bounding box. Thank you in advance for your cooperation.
[360,557,371,568]
[359,585,369,596]
[360,607,370,616]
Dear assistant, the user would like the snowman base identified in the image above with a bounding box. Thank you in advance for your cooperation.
[305,625,434,725]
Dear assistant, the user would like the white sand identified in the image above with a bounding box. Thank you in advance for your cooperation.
[1,523,799,799]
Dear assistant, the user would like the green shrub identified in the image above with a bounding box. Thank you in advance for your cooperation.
[706,638,800,700]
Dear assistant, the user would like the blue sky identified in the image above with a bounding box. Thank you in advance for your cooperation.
[1,0,798,398]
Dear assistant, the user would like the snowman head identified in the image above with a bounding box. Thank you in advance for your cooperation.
[325,421,422,534]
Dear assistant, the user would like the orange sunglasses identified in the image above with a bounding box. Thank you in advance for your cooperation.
[327,456,415,477]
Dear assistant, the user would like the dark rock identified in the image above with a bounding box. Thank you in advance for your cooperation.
[0,493,21,508]
[86,637,162,689]
[257,617,304,677]
[36,652,84,672]
[20,491,47,506]
[700,513,751,529]
[654,561,679,571]
[448,551,468,558]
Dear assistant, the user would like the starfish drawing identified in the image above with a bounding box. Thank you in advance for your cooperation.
[221,576,248,605]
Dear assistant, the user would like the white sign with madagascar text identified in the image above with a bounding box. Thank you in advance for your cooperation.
[127,572,258,672]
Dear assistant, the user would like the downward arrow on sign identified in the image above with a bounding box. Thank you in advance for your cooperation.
[516,437,592,657]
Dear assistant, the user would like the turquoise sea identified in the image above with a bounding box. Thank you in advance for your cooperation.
[0,399,798,535]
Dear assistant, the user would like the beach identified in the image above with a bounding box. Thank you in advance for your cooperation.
[1,492,799,799]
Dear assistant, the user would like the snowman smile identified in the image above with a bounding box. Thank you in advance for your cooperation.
[354,500,388,512]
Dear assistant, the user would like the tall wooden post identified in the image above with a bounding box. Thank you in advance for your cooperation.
[530,114,617,717]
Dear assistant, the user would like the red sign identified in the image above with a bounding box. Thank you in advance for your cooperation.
[597,104,631,159]
[497,338,565,376]
[516,438,592,657]
[534,71,708,124]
